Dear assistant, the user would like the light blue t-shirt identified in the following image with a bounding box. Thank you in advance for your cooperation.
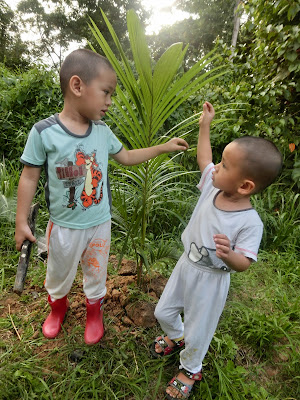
[21,114,123,229]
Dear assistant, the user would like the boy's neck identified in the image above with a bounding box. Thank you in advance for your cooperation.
[59,107,91,136]
[215,191,252,211]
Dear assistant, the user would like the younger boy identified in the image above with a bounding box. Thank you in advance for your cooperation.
[151,101,282,399]
[15,49,188,345]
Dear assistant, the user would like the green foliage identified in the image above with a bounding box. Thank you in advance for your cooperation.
[0,64,62,162]
[230,307,294,356]
[251,184,300,253]
[242,0,299,150]
[0,159,18,223]
[0,159,22,291]
[224,250,299,359]
[244,0,300,81]
[183,0,300,189]
[149,0,237,65]
[0,0,29,69]
[89,9,228,284]
[17,0,149,67]
[234,0,299,182]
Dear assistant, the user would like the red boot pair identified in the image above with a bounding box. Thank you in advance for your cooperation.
[42,295,104,345]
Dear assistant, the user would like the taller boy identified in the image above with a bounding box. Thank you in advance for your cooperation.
[15,49,188,345]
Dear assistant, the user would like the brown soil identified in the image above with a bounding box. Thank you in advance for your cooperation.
[0,255,167,353]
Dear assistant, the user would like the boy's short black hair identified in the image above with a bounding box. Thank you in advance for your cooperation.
[233,136,283,194]
[60,49,115,97]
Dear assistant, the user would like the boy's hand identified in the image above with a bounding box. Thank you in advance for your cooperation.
[15,224,36,252]
[163,137,189,152]
[199,101,215,126]
[214,234,252,272]
[213,234,231,260]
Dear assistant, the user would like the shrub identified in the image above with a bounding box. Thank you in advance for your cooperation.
[0,64,63,163]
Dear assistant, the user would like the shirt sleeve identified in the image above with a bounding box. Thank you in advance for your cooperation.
[107,127,123,155]
[234,222,263,262]
[20,126,46,166]
[197,162,215,193]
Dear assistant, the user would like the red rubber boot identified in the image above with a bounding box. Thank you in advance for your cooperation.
[42,295,69,339]
[84,297,104,345]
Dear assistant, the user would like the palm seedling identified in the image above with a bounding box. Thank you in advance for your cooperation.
[89,9,228,285]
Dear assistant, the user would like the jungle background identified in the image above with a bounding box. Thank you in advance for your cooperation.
[0,0,299,399]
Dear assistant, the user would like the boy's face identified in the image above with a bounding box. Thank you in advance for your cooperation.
[80,67,117,121]
[212,142,246,194]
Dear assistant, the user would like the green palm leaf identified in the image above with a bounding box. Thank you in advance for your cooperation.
[90,9,228,284]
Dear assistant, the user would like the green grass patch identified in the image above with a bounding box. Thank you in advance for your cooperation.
[0,250,299,399]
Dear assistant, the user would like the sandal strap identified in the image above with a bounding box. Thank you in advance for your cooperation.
[155,336,184,356]
[154,336,173,356]
[155,336,170,350]
[172,338,185,348]
[180,366,203,381]
[168,377,193,398]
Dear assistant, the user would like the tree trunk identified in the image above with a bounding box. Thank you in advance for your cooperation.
[230,0,242,60]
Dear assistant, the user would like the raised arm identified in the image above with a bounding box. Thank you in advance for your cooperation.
[112,137,188,166]
[197,101,215,173]
[214,234,252,272]
[15,165,41,251]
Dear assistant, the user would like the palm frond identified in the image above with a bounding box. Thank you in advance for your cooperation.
[90,9,228,284]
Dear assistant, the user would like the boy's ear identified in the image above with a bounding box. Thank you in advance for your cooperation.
[238,179,255,195]
[69,75,83,97]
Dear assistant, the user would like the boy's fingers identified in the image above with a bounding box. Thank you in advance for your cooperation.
[216,244,230,253]
[215,239,230,246]
[214,235,229,245]
[15,234,36,252]
[214,234,228,240]
[176,138,189,149]
[214,236,230,251]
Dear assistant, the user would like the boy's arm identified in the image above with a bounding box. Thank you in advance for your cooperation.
[111,137,188,166]
[197,101,215,173]
[15,165,41,251]
[214,234,252,272]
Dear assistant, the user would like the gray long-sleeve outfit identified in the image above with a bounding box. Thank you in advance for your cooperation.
[155,163,263,373]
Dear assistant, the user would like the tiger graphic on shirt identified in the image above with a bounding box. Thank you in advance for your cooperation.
[55,148,103,210]
[75,150,103,208]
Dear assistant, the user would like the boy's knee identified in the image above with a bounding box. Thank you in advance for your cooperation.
[154,304,164,323]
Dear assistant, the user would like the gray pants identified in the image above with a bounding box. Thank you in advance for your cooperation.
[155,253,230,373]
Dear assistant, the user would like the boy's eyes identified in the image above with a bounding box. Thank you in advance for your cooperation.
[103,90,115,97]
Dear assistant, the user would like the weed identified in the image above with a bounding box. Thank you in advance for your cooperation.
[252,184,300,253]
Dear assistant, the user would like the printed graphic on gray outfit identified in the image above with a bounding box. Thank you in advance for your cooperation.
[188,242,231,272]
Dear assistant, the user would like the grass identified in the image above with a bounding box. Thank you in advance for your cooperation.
[0,247,299,399]
[251,184,300,253]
